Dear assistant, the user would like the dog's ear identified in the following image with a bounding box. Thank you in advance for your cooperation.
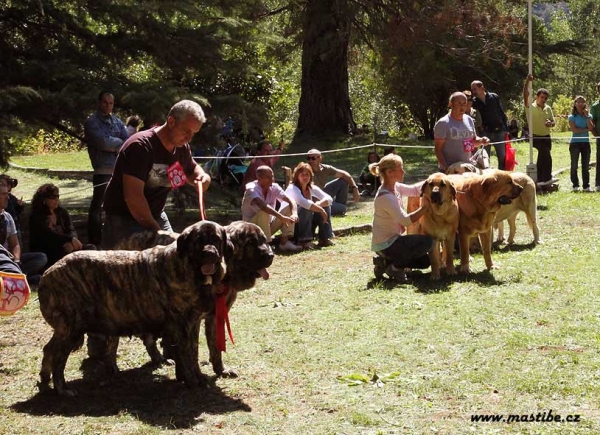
[224,221,246,260]
[448,180,457,200]
[223,226,235,261]
[420,181,427,197]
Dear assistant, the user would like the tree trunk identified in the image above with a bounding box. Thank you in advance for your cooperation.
[295,0,355,138]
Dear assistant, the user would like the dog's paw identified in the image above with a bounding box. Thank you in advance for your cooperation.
[218,368,239,378]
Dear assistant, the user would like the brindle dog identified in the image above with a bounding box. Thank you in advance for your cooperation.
[38,221,228,396]
[111,221,274,378]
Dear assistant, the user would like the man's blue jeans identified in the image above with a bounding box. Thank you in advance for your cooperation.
[102,211,172,249]
[324,178,349,216]
[483,130,507,170]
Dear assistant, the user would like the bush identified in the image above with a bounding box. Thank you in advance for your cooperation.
[550,94,573,133]
[15,129,84,156]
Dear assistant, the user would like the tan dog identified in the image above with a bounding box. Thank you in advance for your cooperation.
[447,163,540,245]
[407,173,459,280]
[489,171,540,245]
[448,171,523,273]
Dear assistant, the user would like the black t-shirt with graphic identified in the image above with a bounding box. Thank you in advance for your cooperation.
[103,128,197,217]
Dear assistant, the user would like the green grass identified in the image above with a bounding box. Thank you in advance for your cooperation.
[10,151,92,171]
[1,135,600,434]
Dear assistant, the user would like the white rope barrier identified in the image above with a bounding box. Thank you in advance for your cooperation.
[28,135,600,201]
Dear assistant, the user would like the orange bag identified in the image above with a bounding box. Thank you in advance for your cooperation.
[0,271,30,316]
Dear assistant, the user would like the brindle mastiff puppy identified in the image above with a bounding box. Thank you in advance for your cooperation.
[38,221,227,396]
[447,171,523,273]
[115,221,274,378]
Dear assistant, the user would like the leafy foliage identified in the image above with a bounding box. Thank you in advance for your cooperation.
[0,0,276,163]
[376,0,529,138]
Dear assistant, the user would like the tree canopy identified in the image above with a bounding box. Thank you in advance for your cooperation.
[1,0,597,163]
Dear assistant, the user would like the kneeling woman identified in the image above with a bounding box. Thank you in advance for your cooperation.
[284,162,334,249]
[29,184,95,268]
[370,154,433,282]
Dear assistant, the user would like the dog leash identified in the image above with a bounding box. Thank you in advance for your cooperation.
[215,284,234,352]
[198,183,207,221]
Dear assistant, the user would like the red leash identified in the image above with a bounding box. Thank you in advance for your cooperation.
[215,284,234,352]
[198,182,207,221]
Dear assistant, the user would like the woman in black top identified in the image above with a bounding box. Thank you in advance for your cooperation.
[29,184,94,267]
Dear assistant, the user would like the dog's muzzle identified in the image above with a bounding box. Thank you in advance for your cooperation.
[430,189,442,204]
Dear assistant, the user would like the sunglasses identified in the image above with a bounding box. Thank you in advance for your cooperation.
[307,156,319,161]
[47,195,60,200]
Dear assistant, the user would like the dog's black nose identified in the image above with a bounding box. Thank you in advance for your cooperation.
[431,190,441,204]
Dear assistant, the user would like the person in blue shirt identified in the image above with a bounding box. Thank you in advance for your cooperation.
[568,96,595,192]
[83,91,129,245]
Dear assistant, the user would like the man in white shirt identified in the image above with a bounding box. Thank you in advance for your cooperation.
[241,166,301,252]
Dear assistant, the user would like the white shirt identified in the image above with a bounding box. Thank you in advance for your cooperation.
[371,182,422,251]
[241,181,286,221]
[282,183,332,210]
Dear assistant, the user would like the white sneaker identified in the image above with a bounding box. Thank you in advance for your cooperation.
[596,186,600,192]
[279,241,302,252]
[572,187,581,192]
[582,187,593,192]
[550,177,559,184]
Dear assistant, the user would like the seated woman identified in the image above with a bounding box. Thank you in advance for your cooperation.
[29,184,95,268]
[370,154,433,282]
[283,162,334,249]
[359,151,381,196]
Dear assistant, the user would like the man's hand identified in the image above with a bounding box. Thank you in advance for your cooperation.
[195,173,211,191]
[280,215,296,227]
[352,186,360,203]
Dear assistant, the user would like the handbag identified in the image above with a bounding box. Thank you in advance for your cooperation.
[504,133,518,171]
[470,147,490,170]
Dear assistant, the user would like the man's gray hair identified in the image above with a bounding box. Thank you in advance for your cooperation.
[168,100,206,123]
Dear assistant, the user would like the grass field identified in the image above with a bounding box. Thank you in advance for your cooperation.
[2,135,600,434]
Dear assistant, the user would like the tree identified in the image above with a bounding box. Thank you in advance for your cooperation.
[376,0,529,138]
[295,0,355,139]
[0,0,271,164]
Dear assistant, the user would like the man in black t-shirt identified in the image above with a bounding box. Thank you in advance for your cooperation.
[102,99,211,249]
[471,80,509,170]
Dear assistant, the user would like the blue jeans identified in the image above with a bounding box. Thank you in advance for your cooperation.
[379,235,433,269]
[21,252,48,277]
[102,211,172,249]
[483,130,507,170]
[295,206,333,242]
[324,178,349,216]
[570,142,591,189]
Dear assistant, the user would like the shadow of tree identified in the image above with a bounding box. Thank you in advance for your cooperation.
[10,366,251,429]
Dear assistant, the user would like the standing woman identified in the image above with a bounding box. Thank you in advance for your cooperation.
[568,96,595,192]
[284,162,334,249]
[29,184,93,268]
[370,154,433,282]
